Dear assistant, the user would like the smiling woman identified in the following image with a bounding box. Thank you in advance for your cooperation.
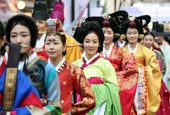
[73,21,122,115]
[122,15,162,115]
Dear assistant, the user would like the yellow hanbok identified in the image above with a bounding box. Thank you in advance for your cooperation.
[123,43,161,115]
[64,33,81,63]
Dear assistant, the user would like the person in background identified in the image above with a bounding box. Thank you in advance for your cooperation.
[31,0,49,61]
[122,16,161,115]
[153,23,170,93]
[50,1,81,63]
[143,31,170,115]
[0,21,43,114]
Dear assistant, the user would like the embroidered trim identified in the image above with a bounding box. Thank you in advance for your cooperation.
[57,61,67,74]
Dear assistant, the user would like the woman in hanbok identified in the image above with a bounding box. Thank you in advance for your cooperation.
[86,11,139,115]
[5,15,62,114]
[122,16,162,115]
[0,21,43,114]
[73,21,122,115]
[143,31,170,115]
[44,19,95,115]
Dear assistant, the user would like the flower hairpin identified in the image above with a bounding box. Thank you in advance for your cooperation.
[115,33,120,38]
[72,17,86,33]
[120,34,126,40]
[103,14,110,20]
[139,34,144,39]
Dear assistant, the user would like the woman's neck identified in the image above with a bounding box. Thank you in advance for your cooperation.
[21,50,32,61]
[129,42,138,51]
[85,53,97,60]
[38,34,43,40]
[50,56,63,67]
[105,42,113,51]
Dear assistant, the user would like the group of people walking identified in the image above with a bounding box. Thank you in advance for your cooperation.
[0,0,170,115]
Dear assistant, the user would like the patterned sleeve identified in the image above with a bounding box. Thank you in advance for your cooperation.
[116,48,139,91]
[45,63,62,115]
[11,70,43,115]
[70,66,96,115]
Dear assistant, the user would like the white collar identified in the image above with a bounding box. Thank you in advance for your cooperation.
[81,52,86,58]
[5,52,8,61]
[150,47,153,50]
[0,56,3,67]
[103,42,114,58]
[128,43,138,54]
[35,33,46,48]
[118,40,126,47]
[18,52,37,70]
[48,57,66,72]
[84,53,99,64]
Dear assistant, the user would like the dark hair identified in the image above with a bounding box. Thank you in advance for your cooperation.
[144,31,155,39]
[57,32,66,56]
[6,15,38,48]
[45,30,67,56]
[0,21,5,53]
[74,21,104,52]
[121,17,144,43]
[102,17,120,42]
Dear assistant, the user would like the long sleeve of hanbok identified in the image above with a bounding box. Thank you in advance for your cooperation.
[10,70,43,115]
[158,51,166,76]
[71,66,95,115]
[144,49,161,115]
[44,63,62,115]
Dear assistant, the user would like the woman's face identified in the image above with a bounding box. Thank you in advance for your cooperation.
[126,28,139,44]
[103,27,114,45]
[83,32,100,58]
[45,35,67,59]
[10,24,31,54]
[35,20,46,33]
[143,35,154,49]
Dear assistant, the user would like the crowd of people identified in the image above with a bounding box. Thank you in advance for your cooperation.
[0,0,170,115]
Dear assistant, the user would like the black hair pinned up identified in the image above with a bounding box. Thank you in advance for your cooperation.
[74,21,104,52]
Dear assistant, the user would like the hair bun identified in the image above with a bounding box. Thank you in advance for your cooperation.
[129,21,136,28]
[102,20,110,27]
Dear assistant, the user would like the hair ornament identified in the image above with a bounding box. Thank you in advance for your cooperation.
[120,34,126,40]
[139,34,144,39]
[72,17,86,33]
[115,33,120,38]
[48,36,56,41]
[103,14,110,20]
[129,16,135,22]
[46,19,60,35]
